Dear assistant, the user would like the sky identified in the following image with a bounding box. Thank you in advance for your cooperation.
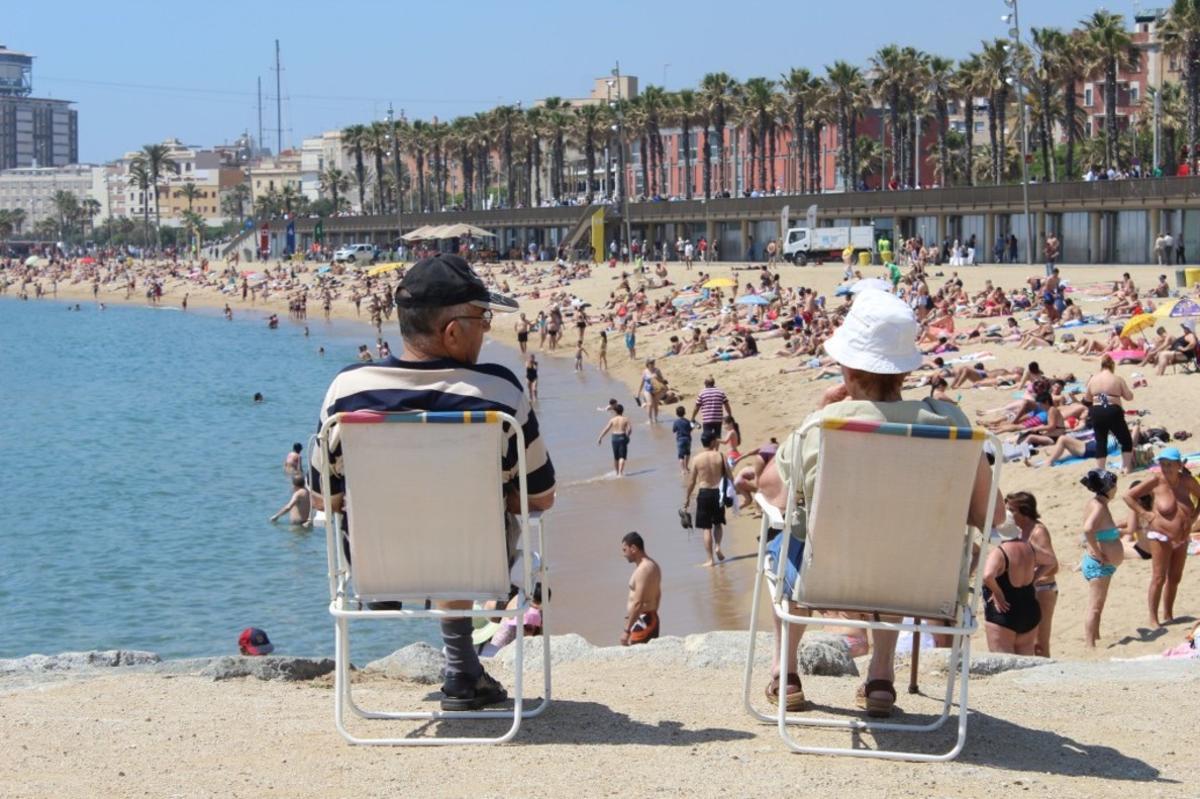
[8,0,1137,163]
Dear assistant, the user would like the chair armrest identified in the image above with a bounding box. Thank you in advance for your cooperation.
[754,492,784,530]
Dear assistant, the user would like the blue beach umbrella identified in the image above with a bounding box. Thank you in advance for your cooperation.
[735,294,770,306]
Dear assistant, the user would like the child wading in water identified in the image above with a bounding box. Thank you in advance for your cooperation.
[575,341,588,372]
[1080,469,1124,648]
[597,330,608,370]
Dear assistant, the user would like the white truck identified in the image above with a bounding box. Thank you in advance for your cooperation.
[783,226,875,265]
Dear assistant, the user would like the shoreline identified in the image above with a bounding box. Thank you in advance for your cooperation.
[9,258,1200,665]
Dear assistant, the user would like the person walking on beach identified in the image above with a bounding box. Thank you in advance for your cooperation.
[514,312,531,354]
[692,377,732,440]
[270,474,312,527]
[684,431,731,566]
[310,253,555,712]
[620,531,662,645]
[640,359,666,423]
[597,330,608,370]
[525,355,539,401]
[672,406,694,472]
[1006,491,1059,658]
[597,403,632,476]
[1079,470,1125,648]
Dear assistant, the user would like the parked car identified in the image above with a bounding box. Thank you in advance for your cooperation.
[333,243,377,263]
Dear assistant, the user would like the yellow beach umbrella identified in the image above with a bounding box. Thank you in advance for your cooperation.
[702,277,737,289]
[1121,313,1156,338]
[367,262,405,277]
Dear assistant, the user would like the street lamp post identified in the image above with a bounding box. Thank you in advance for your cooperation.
[388,104,403,246]
[1004,0,1035,266]
[613,62,633,253]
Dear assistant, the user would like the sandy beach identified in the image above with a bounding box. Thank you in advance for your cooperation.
[30,256,1200,663]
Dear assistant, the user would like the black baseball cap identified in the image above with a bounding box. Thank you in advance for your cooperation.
[394,254,518,313]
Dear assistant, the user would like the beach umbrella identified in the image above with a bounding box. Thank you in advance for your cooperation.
[367,262,405,277]
[79,256,95,265]
[672,294,701,308]
[1121,313,1156,338]
[1158,298,1200,318]
[24,255,40,267]
[702,277,736,289]
[735,294,770,306]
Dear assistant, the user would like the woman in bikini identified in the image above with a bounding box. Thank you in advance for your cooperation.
[1080,469,1125,648]
[1005,492,1059,657]
[1123,448,1200,626]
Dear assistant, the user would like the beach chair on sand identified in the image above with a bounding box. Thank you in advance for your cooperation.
[317,410,551,745]
[742,418,1002,761]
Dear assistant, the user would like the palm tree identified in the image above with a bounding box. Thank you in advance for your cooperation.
[701,72,737,196]
[524,107,545,206]
[979,39,1013,184]
[126,160,153,245]
[870,45,907,187]
[491,105,519,207]
[739,78,776,193]
[781,68,817,194]
[341,123,371,212]
[51,190,80,240]
[134,143,178,249]
[826,61,865,191]
[224,183,251,221]
[1158,0,1200,171]
[674,89,701,199]
[1145,81,1187,174]
[1030,27,1067,181]
[319,167,350,214]
[1054,32,1090,180]
[81,198,101,239]
[952,55,983,186]
[429,119,449,210]
[0,208,27,248]
[541,97,571,200]
[368,122,391,212]
[925,55,955,188]
[807,80,832,191]
[176,180,200,215]
[572,103,607,204]
[1083,10,1141,169]
[409,120,429,212]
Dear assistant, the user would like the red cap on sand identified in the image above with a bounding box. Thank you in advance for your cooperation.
[238,627,275,656]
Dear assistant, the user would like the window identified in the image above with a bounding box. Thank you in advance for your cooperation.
[1130,84,1140,104]
[1084,86,1094,107]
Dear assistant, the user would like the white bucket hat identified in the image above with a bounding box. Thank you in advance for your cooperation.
[823,289,924,374]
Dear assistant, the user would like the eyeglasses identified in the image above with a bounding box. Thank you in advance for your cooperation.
[447,309,493,330]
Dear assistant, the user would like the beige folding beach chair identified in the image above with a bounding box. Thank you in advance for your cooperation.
[742,417,1002,761]
[317,409,550,745]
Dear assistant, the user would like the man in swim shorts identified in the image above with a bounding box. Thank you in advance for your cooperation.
[685,432,732,566]
[620,531,662,645]
[596,403,633,476]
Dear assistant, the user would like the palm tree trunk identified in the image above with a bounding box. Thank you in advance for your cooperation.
[416,152,426,212]
[374,152,385,212]
[889,89,900,186]
[964,101,975,187]
[585,131,596,204]
[849,109,860,190]
[1064,83,1077,180]
[793,103,806,194]
[681,119,692,200]
[715,111,727,195]
[1039,79,1053,181]
[702,119,712,200]
[760,120,770,192]
[810,122,821,191]
[355,147,367,212]
[988,96,1000,184]
[639,136,650,198]
[1106,60,1117,169]
[937,95,949,188]
[1188,46,1199,172]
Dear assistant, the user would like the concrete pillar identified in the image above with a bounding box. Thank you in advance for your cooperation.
[1149,208,1162,264]
[705,218,716,250]
[740,219,750,263]
[984,214,996,263]
[891,216,903,242]
[936,214,948,245]
[1089,211,1103,264]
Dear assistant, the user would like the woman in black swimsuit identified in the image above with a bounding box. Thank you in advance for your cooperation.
[982,538,1042,655]
[525,355,539,401]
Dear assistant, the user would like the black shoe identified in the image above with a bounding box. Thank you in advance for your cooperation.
[440,670,508,711]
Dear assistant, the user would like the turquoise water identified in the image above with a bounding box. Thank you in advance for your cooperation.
[1,296,760,662]
[0,298,438,662]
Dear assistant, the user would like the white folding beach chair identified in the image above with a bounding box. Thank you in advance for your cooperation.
[742,417,1002,761]
[317,409,550,745]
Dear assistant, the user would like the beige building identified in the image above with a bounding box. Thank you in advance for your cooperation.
[0,164,107,229]
[248,149,302,202]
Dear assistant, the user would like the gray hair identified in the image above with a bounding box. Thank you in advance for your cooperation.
[397,302,471,343]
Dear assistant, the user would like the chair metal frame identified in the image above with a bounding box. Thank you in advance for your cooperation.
[318,409,551,745]
[742,417,1002,761]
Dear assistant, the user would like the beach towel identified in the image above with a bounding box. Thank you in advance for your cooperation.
[1051,437,1119,467]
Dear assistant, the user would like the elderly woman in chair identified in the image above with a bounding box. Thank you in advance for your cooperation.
[757,289,1003,718]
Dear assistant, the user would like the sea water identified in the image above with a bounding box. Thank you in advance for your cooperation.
[0,298,761,663]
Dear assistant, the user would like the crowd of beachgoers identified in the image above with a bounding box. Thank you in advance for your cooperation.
[5,241,1200,666]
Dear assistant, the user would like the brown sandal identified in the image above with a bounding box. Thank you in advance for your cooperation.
[855,679,897,718]
[766,672,806,711]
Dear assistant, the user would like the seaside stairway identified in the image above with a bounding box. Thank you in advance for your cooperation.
[562,204,608,258]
